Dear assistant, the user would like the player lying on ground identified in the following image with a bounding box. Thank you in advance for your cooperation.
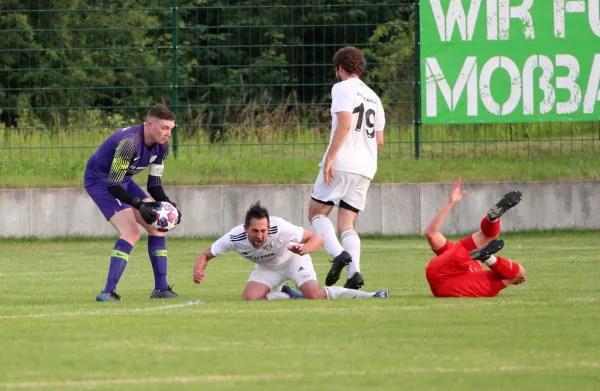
[84,104,182,302]
[424,178,526,298]
[193,202,389,300]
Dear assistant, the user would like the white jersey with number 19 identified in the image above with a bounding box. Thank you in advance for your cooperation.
[319,77,385,180]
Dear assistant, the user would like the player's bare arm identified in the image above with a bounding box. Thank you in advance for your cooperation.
[288,230,324,256]
[424,178,467,251]
[376,130,384,150]
[324,111,352,185]
[193,247,215,284]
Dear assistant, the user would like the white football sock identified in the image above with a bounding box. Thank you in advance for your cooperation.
[324,286,374,299]
[341,230,361,278]
[484,255,498,266]
[265,292,290,300]
[311,215,344,257]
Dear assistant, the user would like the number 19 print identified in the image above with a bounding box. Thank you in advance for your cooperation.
[352,103,376,138]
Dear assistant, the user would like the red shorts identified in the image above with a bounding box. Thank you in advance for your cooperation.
[425,236,507,298]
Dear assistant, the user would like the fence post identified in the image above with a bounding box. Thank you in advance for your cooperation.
[413,1,421,160]
[171,0,180,157]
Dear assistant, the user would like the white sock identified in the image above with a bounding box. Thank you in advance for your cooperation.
[311,215,344,257]
[324,286,374,299]
[341,230,361,278]
[265,292,290,300]
[484,255,497,266]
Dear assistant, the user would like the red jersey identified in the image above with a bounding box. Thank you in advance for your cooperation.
[426,236,507,298]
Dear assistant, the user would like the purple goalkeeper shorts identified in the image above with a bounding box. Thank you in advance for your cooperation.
[85,180,149,220]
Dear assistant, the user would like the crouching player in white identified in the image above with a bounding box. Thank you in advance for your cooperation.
[193,202,389,300]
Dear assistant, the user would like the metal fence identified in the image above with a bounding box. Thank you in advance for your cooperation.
[1,0,598,171]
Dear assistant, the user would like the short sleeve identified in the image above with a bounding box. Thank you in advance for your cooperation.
[375,99,386,131]
[153,141,169,165]
[210,233,234,257]
[276,218,304,244]
[330,84,354,114]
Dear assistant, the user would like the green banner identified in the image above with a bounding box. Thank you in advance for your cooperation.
[420,0,600,124]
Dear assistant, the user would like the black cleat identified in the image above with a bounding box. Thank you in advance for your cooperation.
[325,251,352,286]
[96,291,121,302]
[150,285,178,299]
[470,239,505,261]
[344,272,365,290]
[487,190,523,221]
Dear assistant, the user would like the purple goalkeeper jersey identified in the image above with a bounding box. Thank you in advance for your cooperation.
[84,124,169,188]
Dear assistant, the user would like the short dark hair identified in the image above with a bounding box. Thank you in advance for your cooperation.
[147,104,175,121]
[333,46,366,76]
[244,201,270,227]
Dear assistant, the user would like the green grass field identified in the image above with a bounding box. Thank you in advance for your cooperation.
[1,232,599,391]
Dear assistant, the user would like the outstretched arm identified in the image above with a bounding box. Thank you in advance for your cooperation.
[194,232,234,284]
[424,178,466,251]
[193,247,216,284]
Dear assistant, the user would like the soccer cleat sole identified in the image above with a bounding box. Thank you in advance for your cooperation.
[487,191,523,220]
[470,239,505,261]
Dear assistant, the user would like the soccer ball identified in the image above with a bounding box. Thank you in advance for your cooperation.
[151,201,179,232]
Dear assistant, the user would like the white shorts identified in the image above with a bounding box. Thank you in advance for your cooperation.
[248,254,317,290]
[311,169,371,211]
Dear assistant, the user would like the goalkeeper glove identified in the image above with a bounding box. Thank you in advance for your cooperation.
[131,197,161,224]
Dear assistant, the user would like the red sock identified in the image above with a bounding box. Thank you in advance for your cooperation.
[488,256,520,279]
[480,217,500,237]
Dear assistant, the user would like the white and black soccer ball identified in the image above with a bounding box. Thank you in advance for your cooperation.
[151,201,179,232]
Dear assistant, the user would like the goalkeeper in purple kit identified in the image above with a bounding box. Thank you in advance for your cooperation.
[84,104,182,301]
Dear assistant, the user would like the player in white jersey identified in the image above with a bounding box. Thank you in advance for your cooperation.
[193,202,389,300]
[308,46,386,291]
